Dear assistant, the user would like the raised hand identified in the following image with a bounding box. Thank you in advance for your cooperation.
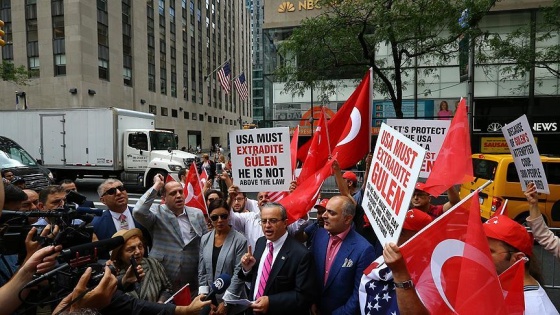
[241,245,256,272]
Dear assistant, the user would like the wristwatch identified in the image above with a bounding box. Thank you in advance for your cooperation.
[394,279,414,289]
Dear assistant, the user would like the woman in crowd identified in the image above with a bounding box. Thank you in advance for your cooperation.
[111,228,173,303]
[198,199,248,315]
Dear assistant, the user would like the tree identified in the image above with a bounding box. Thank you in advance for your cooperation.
[0,60,32,85]
[484,0,560,79]
[275,0,497,118]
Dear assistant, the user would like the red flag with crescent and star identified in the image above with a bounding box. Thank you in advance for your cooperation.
[498,258,525,314]
[423,97,473,197]
[184,162,207,214]
[297,69,372,170]
[399,191,508,314]
[297,107,330,184]
[280,158,335,224]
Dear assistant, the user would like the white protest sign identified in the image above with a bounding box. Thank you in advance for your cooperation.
[502,115,549,194]
[362,123,426,244]
[229,127,292,192]
[387,119,450,178]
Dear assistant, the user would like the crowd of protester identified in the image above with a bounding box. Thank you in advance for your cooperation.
[0,149,559,315]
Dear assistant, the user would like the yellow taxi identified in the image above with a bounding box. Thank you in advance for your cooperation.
[459,154,560,227]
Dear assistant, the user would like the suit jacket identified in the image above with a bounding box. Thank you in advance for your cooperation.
[311,228,375,315]
[199,228,248,314]
[238,234,316,315]
[92,207,152,259]
[133,188,208,292]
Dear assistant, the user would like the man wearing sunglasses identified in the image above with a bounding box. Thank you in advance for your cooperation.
[92,179,152,258]
[133,173,208,294]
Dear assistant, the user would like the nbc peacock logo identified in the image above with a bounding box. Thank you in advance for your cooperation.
[278,1,295,13]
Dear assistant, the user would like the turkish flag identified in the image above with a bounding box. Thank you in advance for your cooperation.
[172,283,191,306]
[399,191,507,314]
[184,162,207,214]
[269,191,288,202]
[280,158,334,224]
[423,97,473,197]
[498,258,525,315]
[290,125,299,175]
[199,168,209,187]
[297,70,372,169]
[297,108,330,184]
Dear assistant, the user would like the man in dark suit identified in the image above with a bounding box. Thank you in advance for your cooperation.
[310,195,376,315]
[239,202,315,315]
[92,179,151,258]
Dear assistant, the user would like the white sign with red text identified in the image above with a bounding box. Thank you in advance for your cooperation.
[229,127,292,192]
[362,123,426,244]
[502,115,549,194]
[387,119,450,178]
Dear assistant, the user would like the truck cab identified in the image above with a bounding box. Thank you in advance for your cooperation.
[124,130,197,187]
[0,136,53,191]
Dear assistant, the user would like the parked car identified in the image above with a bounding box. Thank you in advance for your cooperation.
[0,136,53,191]
[460,153,560,227]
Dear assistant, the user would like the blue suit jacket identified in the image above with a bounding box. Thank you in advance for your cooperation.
[92,207,152,258]
[311,228,375,315]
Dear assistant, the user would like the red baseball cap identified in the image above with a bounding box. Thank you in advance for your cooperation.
[342,171,358,183]
[483,215,533,256]
[403,209,433,232]
[314,198,329,209]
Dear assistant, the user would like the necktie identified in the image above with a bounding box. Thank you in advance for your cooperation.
[119,214,129,230]
[256,242,274,299]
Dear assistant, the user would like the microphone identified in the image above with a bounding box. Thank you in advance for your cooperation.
[24,263,70,288]
[59,236,124,261]
[204,274,231,305]
[75,207,104,216]
[129,256,142,282]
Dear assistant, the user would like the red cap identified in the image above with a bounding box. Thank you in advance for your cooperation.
[414,182,427,192]
[314,198,329,209]
[483,215,533,256]
[342,171,358,183]
[403,209,433,232]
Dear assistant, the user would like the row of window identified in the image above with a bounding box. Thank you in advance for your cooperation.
[148,104,238,126]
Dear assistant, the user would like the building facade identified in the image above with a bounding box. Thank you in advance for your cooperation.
[260,0,560,154]
[0,0,252,151]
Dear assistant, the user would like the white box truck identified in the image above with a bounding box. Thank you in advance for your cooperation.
[0,107,197,187]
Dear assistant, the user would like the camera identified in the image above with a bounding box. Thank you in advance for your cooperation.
[56,263,118,291]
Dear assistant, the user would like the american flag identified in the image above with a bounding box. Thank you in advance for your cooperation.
[234,72,249,100]
[217,61,231,94]
[359,257,399,315]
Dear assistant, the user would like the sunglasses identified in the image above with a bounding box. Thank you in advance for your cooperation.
[102,185,126,197]
[210,213,229,221]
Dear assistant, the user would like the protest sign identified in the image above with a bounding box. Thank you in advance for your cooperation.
[229,127,292,192]
[387,119,450,178]
[362,123,426,244]
[502,115,549,194]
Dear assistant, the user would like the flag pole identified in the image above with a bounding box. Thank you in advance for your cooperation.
[205,58,230,80]
[164,282,190,304]
[233,71,243,129]
[322,106,332,157]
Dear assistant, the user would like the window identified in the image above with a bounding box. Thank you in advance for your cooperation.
[199,114,203,121]
[184,111,189,119]
[54,54,66,76]
[149,105,157,114]
[172,109,178,117]
[128,133,148,151]
[28,56,39,77]
[52,16,64,39]
[207,115,212,122]
[192,112,197,120]
[123,67,132,86]
[161,107,168,116]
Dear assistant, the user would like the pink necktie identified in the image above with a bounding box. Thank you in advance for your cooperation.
[119,214,129,230]
[256,242,274,299]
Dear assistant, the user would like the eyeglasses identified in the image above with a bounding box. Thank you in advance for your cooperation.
[210,213,229,221]
[412,191,429,197]
[102,185,126,197]
[207,197,222,202]
[260,218,284,225]
[233,197,245,202]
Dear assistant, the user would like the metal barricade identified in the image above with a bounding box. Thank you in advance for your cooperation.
[533,227,560,290]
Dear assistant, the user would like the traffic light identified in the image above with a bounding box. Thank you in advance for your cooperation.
[0,20,5,47]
